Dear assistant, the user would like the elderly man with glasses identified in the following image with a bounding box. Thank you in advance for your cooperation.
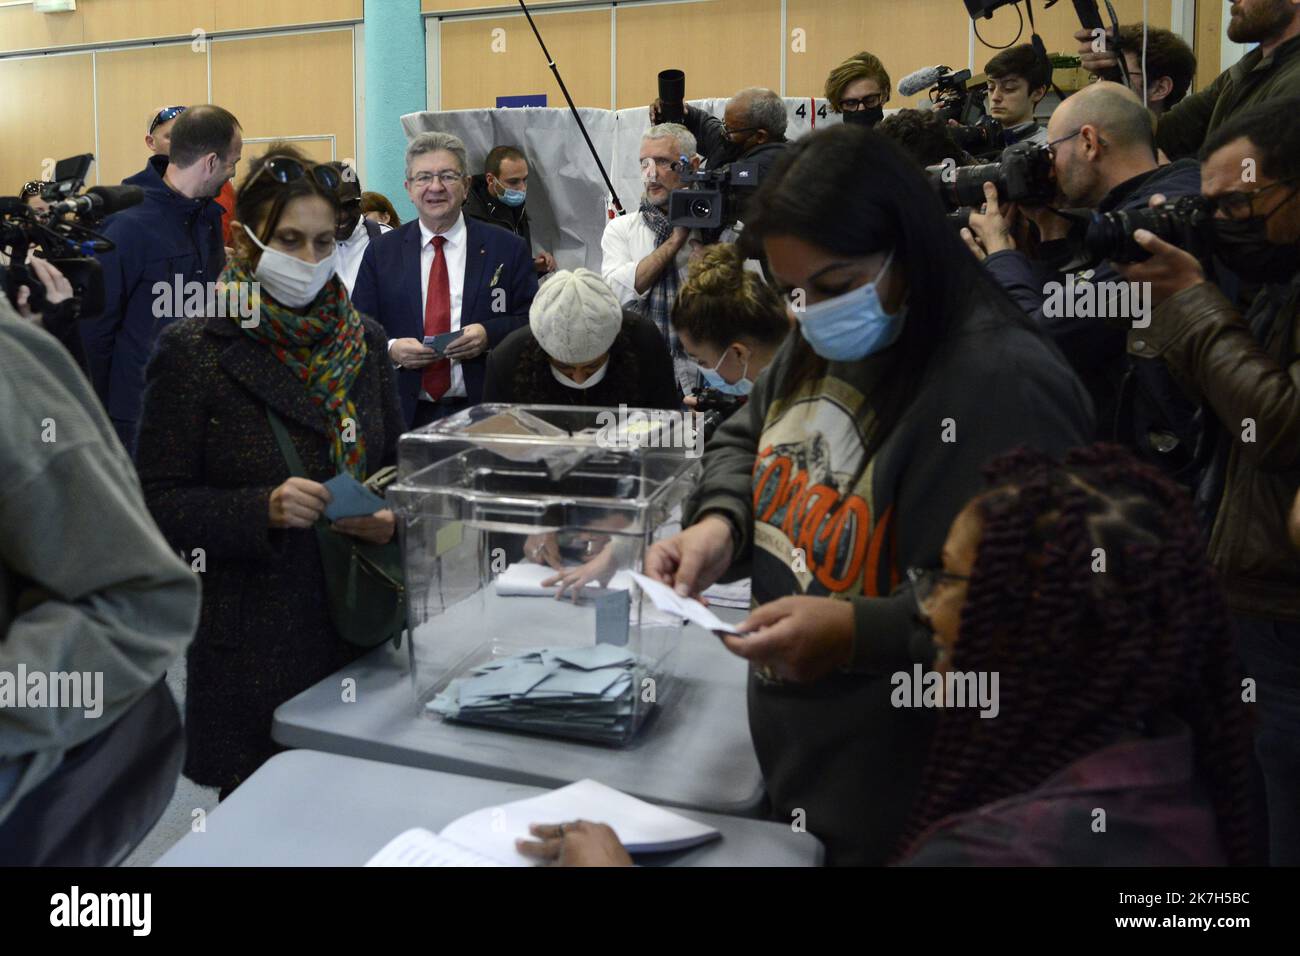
[351,131,538,427]
[599,123,705,394]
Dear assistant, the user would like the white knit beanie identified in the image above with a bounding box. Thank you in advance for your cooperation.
[529,268,623,364]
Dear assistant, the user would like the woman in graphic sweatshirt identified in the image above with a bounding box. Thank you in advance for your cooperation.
[644,125,1094,864]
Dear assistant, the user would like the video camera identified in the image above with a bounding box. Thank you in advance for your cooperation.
[668,160,760,232]
[0,154,138,317]
[927,140,1057,212]
[1083,195,1216,265]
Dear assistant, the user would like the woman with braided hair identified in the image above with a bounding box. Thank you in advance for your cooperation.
[898,443,1255,866]
[516,443,1254,866]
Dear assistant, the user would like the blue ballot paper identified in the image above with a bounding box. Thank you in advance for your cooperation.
[423,331,463,355]
[322,473,388,521]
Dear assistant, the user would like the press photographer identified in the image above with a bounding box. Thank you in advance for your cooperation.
[982,43,1051,147]
[1077,0,1300,159]
[962,82,1204,483]
[651,85,790,180]
[1112,97,1300,866]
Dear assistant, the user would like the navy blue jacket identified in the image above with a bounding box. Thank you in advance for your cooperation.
[351,214,538,426]
[984,158,1205,484]
[82,156,225,447]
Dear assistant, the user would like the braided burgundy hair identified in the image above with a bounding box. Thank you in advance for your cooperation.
[896,443,1254,865]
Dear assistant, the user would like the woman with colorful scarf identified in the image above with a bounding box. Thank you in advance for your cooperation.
[135,144,404,798]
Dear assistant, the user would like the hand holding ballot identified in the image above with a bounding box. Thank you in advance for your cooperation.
[642,514,737,600]
[727,595,856,684]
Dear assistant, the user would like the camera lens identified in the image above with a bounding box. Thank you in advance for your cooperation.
[689,197,712,219]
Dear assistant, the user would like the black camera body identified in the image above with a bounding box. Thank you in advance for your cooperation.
[949,113,1006,157]
[927,140,1056,211]
[1083,195,1216,265]
[668,161,760,231]
[1,153,111,317]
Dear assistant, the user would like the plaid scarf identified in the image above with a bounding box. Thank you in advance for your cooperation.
[223,259,369,478]
[637,199,683,353]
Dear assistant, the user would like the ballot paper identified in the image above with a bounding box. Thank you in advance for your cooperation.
[426,646,647,741]
[701,578,752,610]
[366,779,720,867]
[495,562,636,597]
[322,473,388,521]
[629,572,742,634]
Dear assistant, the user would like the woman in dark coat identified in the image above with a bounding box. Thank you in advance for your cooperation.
[482,267,679,409]
[136,144,404,796]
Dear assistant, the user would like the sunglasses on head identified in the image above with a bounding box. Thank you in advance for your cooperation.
[243,156,342,193]
[149,105,187,135]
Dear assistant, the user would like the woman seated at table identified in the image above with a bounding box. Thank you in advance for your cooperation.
[135,143,404,799]
[482,268,678,409]
[517,445,1255,866]
[671,243,790,403]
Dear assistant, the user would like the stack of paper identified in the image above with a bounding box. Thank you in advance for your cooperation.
[366,779,721,867]
[427,645,643,742]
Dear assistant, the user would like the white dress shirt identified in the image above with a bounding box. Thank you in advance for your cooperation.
[599,209,695,308]
[417,212,468,400]
[335,217,375,295]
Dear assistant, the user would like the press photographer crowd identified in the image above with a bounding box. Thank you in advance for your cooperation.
[4,0,1300,879]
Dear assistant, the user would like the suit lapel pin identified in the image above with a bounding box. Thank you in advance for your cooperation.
[490,263,503,288]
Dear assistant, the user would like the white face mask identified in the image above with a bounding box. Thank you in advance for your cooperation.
[242,223,337,308]
[551,357,609,390]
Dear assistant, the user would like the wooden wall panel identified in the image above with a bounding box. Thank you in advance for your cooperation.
[1195,0,1224,91]
[0,54,96,189]
[94,44,209,186]
[0,4,84,54]
[785,0,967,107]
[440,9,611,110]
[80,0,213,46]
[616,0,781,110]
[211,30,356,186]
[0,0,359,55]
[215,0,362,33]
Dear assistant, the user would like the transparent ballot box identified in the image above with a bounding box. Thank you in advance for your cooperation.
[388,405,703,745]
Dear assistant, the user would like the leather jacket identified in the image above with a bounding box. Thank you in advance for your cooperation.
[1129,276,1300,621]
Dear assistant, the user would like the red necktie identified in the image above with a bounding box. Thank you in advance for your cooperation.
[422,234,451,400]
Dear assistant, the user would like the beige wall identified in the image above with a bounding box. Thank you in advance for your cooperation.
[429,0,1179,111]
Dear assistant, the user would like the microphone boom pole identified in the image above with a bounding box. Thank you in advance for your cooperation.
[517,0,625,215]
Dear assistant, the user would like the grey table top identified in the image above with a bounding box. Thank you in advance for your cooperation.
[155,750,821,867]
[272,607,766,816]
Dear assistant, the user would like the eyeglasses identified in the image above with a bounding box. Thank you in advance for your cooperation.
[722,125,759,139]
[639,157,682,172]
[906,566,971,621]
[149,105,187,136]
[841,95,884,111]
[243,156,342,193]
[408,170,464,187]
[21,180,51,198]
[1208,176,1300,221]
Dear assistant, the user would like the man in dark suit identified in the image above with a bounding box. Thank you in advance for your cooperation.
[352,131,538,428]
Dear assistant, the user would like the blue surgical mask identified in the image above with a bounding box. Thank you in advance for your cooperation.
[499,187,526,207]
[698,348,752,396]
[795,250,904,362]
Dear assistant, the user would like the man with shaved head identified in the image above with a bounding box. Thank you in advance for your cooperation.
[963,81,1205,485]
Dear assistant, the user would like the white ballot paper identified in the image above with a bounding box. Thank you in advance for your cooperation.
[629,571,742,634]
[366,779,720,866]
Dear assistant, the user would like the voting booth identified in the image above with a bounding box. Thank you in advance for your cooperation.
[389,405,701,745]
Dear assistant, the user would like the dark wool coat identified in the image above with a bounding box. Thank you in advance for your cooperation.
[135,311,403,790]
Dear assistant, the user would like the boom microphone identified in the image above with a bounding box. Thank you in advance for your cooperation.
[898,65,951,98]
[49,185,144,218]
